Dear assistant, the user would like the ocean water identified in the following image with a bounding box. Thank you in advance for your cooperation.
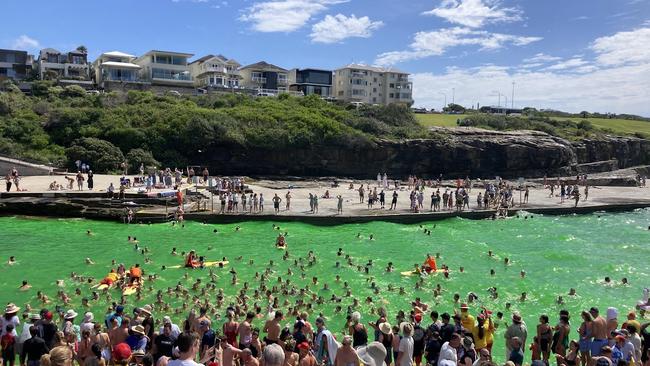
[1,210,649,361]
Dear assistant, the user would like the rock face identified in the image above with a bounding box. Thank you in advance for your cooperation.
[205,128,650,179]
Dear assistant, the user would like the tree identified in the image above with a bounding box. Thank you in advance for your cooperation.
[65,138,124,172]
[76,45,87,54]
[580,111,589,119]
[443,103,466,113]
[126,148,159,169]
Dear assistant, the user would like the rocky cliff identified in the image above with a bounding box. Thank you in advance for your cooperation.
[204,127,650,179]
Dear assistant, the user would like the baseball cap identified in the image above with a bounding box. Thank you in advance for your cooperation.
[113,343,131,361]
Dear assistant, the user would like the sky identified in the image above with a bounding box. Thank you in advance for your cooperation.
[1,0,649,116]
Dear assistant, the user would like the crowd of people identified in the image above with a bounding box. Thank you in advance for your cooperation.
[3,295,650,366]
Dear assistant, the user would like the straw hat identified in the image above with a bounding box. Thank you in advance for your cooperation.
[132,349,145,357]
[29,313,41,321]
[4,303,20,314]
[512,311,522,323]
[357,342,387,366]
[131,325,146,335]
[379,322,392,335]
[64,309,78,320]
[139,307,151,316]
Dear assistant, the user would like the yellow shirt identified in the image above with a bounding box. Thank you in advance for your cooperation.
[461,312,476,333]
[472,321,494,350]
[106,272,119,281]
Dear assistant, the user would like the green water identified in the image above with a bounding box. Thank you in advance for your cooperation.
[2,210,649,360]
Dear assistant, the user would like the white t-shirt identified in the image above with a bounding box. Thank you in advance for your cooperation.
[167,358,204,366]
[399,336,414,366]
[438,342,458,365]
[0,315,20,336]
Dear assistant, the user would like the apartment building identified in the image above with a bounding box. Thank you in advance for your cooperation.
[333,64,413,106]
[0,49,32,81]
[37,48,91,83]
[239,61,289,95]
[288,68,333,97]
[189,54,242,89]
[134,50,194,86]
[93,51,148,89]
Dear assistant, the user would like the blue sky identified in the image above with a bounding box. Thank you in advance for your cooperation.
[2,0,649,115]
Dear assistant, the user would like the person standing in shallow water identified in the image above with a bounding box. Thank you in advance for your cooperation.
[337,195,343,214]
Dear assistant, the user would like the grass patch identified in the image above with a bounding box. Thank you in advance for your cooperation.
[550,117,650,136]
[415,113,468,127]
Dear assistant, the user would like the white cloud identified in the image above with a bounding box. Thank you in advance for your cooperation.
[239,0,348,33]
[422,0,522,28]
[545,57,589,71]
[11,35,40,50]
[523,53,561,63]
[375,27,541,65]
[411,62,650,116]
[591,27,650,66]
[310,14,383,43]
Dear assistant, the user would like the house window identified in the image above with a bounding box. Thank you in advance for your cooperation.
[389,83,395,88]
[389,93,394,98]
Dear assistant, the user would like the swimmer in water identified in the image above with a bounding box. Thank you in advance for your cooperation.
[8,256,16,265]
[520,270,526,278]
[86,230,93,236]
[504,257,510,265]
[171,248,177,255]
[19,280,31,291]
[85,258,95,265]
[604,276,611,284]
[369,234,374,240]
[356,233,361,239]
[622,278,629,285]
[235,226,241,232]
[488,250,493,257]
[568,288,576,296]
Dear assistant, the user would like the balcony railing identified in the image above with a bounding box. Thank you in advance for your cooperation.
[251,76,266,83]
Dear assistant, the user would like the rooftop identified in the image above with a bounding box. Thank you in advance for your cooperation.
[338,63,409,74]
[102,51,136,58]
[240,61,287,72]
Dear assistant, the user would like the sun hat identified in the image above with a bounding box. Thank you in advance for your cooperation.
[5,303,20,314]
[139,307,151,316]
[141,304,153,315]
[379,322,392,335]
[512,312,522,323]
[400,322,414,335]
[83,312,94,323]
[113,342,132,361]
[131,325,146,335]
[163,316,172,324]
[29,313,41,320]
[64,309,78,320]
[132,349,145,357]
[357,342,387,366]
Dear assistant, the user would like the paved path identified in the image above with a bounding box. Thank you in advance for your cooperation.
[4,174,650,218]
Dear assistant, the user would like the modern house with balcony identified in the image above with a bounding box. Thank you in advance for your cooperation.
[0,49,33,81]
[333,64,413,106]
[288,68,333,97]
[93,51,148,90]
[37,48,91,84]
[134,50,194,87]
[239,61,293,96]
[189,54,242,89]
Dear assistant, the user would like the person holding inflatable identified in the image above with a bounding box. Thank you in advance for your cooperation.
[423,254,437,273]
[275,234,286,248]
[185,250,200,268]
[99,269,119,287]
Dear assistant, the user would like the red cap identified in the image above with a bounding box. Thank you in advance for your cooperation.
[113,343,132,361]
[460,303,469,310]
[414,314,422,323]
[298,342,310,350]
[44,311,53,320]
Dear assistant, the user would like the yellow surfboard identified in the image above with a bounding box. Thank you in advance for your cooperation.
[167,260,230,269]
